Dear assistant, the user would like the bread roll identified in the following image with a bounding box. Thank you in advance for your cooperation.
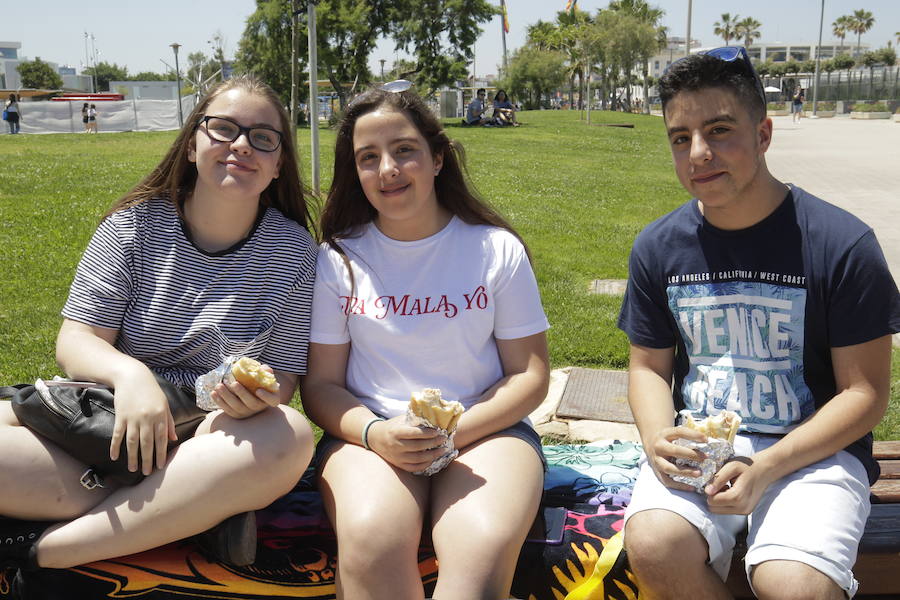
[409,388,464,432]
[230,357,279,394]
[682,410,741,443]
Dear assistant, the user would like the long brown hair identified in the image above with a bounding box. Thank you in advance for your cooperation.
[106,75,314,232]
[320,87,526,254]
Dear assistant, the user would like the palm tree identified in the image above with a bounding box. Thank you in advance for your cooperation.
[714,13,740,45]
[832,16,852,54]
[735,17,762,49]
[849,9,875,58]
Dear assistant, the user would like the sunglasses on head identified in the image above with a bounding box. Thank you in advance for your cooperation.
[669,46,766,106]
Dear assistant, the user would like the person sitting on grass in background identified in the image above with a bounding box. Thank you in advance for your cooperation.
[618,47,900,599]
[491,89,519,127]
[302,82,550,599]
[464,87,488,126]
[0,75,316,575]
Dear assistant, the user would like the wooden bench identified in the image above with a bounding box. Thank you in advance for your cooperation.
[727,441,900,598]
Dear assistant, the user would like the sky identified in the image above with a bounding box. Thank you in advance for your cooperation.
[4,1,899,81]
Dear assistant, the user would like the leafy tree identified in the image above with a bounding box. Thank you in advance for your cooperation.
[800,59,816,74]
[185,51,221,91]
[314,0,390,108]
[388,0,497,96]
[16,58,63,89]
[608,0,666,113]
[849,9,875,58]
[130,71,175,81]
[831,54,855,70]
[735,17,762,49]
[84,61,129,92]
[502,45,566,109]
[713,13,740,45]
[878,46,897,67]
[235,0,302,107]
[832,15,853,54]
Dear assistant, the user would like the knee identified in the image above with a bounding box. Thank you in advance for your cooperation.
[752,561,845,600]
[624,511,704,571]
[335,512,421,574]
[232,406,313,494]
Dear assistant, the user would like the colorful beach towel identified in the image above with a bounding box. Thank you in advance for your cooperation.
[2,440,644,600]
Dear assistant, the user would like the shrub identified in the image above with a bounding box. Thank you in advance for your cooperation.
[766,102,785,110]
[852,102,889,112]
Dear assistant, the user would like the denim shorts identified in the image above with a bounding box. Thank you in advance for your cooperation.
[315,418,547,471]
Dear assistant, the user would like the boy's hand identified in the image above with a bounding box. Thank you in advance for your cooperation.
[646,425,709,492]
[705,457,773,514]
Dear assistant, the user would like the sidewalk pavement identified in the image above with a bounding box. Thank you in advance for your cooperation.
[764,115,900,284]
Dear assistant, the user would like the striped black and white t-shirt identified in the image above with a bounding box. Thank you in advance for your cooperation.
[62,197,317,388]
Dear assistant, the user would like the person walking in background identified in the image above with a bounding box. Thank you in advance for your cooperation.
[88,104,98,133]
[302,84,549,599]
[791,86,805,123]
[81,103,90,132]
[4,94,21,134]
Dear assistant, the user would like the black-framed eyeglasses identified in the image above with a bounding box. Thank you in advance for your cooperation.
[197,115,283,152]
[669,46,766,106]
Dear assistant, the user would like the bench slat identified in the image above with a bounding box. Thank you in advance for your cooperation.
[870,479,900,503]
[873,441,900,460]
[878,460,900,480]
[859,504,900,552]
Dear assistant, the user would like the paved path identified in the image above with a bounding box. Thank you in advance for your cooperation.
[764,115,900,283]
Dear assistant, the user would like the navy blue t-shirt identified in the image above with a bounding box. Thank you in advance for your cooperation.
[618,186,900,484]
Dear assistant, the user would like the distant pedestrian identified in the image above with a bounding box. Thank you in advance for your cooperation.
[81,102,90,132]
[791,86,804,123]
[88,103,98,133]
[4,93,21,134]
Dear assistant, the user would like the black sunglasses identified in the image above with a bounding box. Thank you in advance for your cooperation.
[669,46,766,106]
[197,115,283,152]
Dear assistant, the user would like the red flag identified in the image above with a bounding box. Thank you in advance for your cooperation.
[501,0,510,34]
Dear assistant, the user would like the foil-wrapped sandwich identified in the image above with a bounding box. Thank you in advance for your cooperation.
[195,356,279,411]
[407,388,464,476]
[672,410,742,493]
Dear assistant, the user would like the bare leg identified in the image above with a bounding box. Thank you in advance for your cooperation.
[32,405,312,568]
[625,509,732,600]
[0,403,113,519]
[752,560,846,600]
[318,442,429,600]
[430,434,543,600]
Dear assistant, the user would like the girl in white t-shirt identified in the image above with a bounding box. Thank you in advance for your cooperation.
[0,76,315,571]
[302,84,550,598]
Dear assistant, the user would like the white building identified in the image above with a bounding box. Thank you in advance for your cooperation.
[109,80,180,100]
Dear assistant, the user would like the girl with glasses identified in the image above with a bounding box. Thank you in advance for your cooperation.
[0,75,315,572]
[302,85,550,598]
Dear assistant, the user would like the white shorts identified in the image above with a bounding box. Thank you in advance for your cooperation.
[624,434,871,597]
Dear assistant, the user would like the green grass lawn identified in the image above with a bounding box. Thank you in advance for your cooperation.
[1,109,897,439]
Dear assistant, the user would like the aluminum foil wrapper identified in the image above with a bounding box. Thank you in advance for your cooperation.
[671,438,735,493]
[405,409,458,476]
[194,356,240,411]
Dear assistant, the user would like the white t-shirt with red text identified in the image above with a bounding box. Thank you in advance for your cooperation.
[311,216,550,418]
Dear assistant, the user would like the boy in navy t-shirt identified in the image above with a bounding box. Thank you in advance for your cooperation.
[618,47,900,599]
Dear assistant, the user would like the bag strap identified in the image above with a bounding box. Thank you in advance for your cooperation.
[0,384,31,400]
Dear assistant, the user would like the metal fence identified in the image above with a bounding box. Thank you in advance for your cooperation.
[762,67,899,104]
[2,97,197,135]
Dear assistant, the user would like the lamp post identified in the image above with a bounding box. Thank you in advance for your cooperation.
[308,1,320,195]
[685,0,693,58]
[170,43,183,128]
[812,0,825,117]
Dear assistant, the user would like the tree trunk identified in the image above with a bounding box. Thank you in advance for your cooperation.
[641,62,650,114]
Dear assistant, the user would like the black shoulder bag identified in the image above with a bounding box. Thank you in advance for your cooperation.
[1,375,207,489]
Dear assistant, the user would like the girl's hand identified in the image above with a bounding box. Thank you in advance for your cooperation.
[366,416,449,472]
[210,368,281,419]
[110,372,178,476]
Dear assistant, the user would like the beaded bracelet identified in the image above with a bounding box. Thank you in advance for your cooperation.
[362,417,386,451]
